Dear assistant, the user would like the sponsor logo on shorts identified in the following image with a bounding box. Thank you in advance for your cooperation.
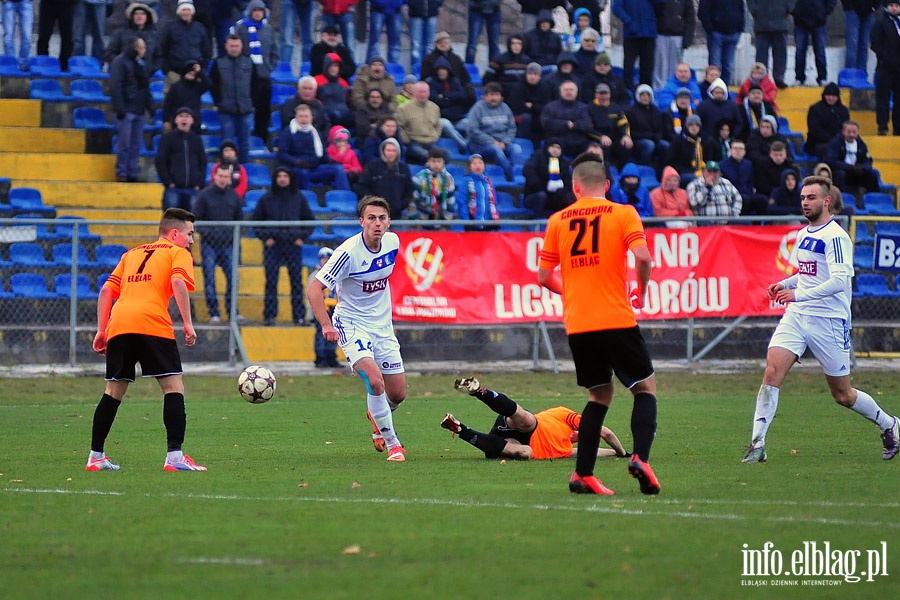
[798,261,817,276]
[382,360,402,369]
[363,278,388,293]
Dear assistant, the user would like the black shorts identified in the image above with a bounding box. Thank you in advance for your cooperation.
[568,326,654,390]
[488,413,536,446]
[105,334,183,381]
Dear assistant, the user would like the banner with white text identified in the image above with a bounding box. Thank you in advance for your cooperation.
[391,226,802,324]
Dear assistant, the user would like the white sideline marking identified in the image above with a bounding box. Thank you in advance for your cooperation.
[182,557,270,566]
[5,487,899,530]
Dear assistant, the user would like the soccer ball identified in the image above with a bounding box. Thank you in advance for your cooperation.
[238,365,276,404]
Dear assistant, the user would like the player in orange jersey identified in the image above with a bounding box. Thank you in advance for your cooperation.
[537,152,660,496]
[440,377,628,460]
[85,208,207,473]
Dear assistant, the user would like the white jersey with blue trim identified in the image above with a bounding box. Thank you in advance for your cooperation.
[315,231,399,326]
[786,219,854,320]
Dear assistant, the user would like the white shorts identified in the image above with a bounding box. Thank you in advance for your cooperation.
[333,315,405,375]
[768,311,851,377]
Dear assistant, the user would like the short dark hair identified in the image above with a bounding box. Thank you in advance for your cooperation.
[214,163,231,174]
[358,195,391,218]
[159,208,195,235]
[427,147,446,161]
[770,141,787,153]
[483,82,503,95]
[377,114,397,126]
[571,152,608,187]
[226,33,241,42]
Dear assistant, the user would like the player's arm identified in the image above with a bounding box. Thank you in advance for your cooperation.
[600,426,629,457]
[93,285,116,354]
[171,278,196,347]
[308,279,338,342]
[631,244,653,309]
[537,267,562,295]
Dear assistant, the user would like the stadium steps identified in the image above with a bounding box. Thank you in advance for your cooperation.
[241,325,319,362]
[0,151,115,181]
[0,99,41,126]
[0,126,85,153]
[22,181,160,209]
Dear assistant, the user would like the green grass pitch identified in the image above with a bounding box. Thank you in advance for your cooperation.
[1,369,898,599]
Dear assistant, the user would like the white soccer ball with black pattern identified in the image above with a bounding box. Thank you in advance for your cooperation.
[238,365,276,403]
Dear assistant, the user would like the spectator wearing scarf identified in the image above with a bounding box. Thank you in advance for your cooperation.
[233,0,279,141]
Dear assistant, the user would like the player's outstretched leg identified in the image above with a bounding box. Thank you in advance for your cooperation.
[439,413,509,459]
[454,377,483,395]
[881,416,899,461]
[743,384,778,463]
[367,410,387,452]
[453,377,519,418]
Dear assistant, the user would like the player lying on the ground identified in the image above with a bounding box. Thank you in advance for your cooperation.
[440,377,629,460]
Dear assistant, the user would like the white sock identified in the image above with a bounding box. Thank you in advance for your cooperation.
[751,384,779,447]
[90,450,105,459]
[850,389,896,430]
[367,392,400,448]
[167,450,184,462]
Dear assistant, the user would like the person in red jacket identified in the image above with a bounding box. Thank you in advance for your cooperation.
[211,140,248,201]
[326,126,363,183]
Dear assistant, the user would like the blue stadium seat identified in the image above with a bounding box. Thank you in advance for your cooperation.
[248,136,275,159]
[513,138,535,156]
[243,189,266,216]
[307,226,337,245]
[0,55,26,76]
[68,56,107,78]
[860,193,900,216]
[494,190,533,219]
[28,55,66,77]
[331,225,361,240]
[854,273,900,298]
[10,213,62,242]
[271,61,297,84]
[855,223,874,244]
[145,108,165,134]
[0,278,14,300]
[73,106,112,130]
[445,164,467,181]
[54,216,102,243]
[269,110,282,133]
[200,109,222,133]
[94,244,127,269]
[301,244,324,269]
[637,165,660,189]
[9,188,55,217]
[435,138,464,161]
[245,163,271,187]
[271,83,296,107]
[853,245,874,270]
[484,165,525,191]
[10,272,58,298]
[300,61,311,77]
[465,63,482,86]
[385,62,406,81]
[838,68,873,90]
[96,273,111,289]
[9,242,55,269]
[70,78,110,101]
[324,189,359,215]
[54,273,99,300]
[201,134,221,155]
[875,221,900,237]
[52,243,100,269]
[29,79,71,101]
[301,189,319,207]
[150,80,165,104]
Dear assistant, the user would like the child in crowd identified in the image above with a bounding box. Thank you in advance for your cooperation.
[736,62,779,112]
[465,153,500,230]
[326,126,363,184]
[410,147,457,222]
[211,139,248,200]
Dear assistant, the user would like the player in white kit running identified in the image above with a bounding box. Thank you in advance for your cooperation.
[307,195,408,462]
[743,176,899,463]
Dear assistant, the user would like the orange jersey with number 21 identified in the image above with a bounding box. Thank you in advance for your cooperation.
[103,240,195,340]
[539,197,647,334]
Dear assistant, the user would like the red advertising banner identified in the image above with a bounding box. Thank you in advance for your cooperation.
[391,226,802,324]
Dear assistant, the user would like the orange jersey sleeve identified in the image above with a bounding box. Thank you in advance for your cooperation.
[539,198,647,333]
[529,406,581,460]
[104,240,196,340]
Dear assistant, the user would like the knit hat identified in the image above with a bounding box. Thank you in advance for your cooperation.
[333,128,350,142]
[676,87,692,98]
[403,74,418,85]
[125,2,157,23]
[369,56,385,66]
[762,115,779,131]
[595,52,611,66]
[595,83,611,94]
[468,153,484,164]
[685,115,702,128]
[322,24,340,35]
[822,82,840,97]
[526,62,542,75]
[175,106,195,118]
[434,31,451,44]
[220,139,237,152]
[748,83,763,93]
[176,0,195,14]
[247,0,266,13]
[181,60,200,76]
[318,247,334,259]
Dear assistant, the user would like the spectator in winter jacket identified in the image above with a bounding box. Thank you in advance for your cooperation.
[355,88,393,138]
[211,140,248,200]
[541,80,592,157]
[544,51,583,101]
[687,160,743,221]
[522,139,575,217]
[792,0,837,87]
[653,0,695,89]
[573,27,602,76]
[736,84,778,142]
[702,118,735,164]
[351,56,398,111]
[193,163,244,322]
[319,0,358,60]
[486,33,533,95]
[466,0,502,63]
[508,62,552,145]
[662,87,695,141]
[656,62,703,108]
[410,147,457,221]
[696,77,742,139]
[609,162,654,217]
[366,0,405,63]
[314,52,353,129]
[281,76,332,140]
[427,56,471,150]
[612,0,666,90]
[310,23,356,80]
[735,62,780,111]
[395,81,443,163]
[163,60,209,132]
[159,0,212,90]
[747,115,792,166]
[579,51,630,106]
[767,168,803,215]
[466,82,522,180]
[869,1,900,135]
[420,31,476,104]
[805,82,850,157]
[408,0,443,66]
[252,166,315,326]
[232,0,279,141]
[588,82,633,170]
[719,138,756,208]
[104,2,159,74]
[697,0,745,85]
[326,126,363,184]
[747,0,794,89]
[666,114,705,186]
[210,34,254,164]
[155,106,207,211]
[277,103,352,190]
[110,36,153,183]
[650,166,693,225]
[362,115,407,165]
[522,9,562,66]
[824,120,880,193]
[464,154,500,230]
[353,137,413,216]
[625,84,667,169]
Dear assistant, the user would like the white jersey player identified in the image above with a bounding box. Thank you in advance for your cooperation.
[307,195,408,462]
[742,176,898,463]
